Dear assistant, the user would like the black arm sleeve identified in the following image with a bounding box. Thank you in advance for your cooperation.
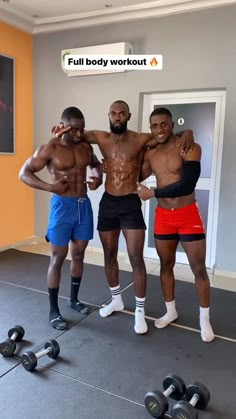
[154,161,200,199]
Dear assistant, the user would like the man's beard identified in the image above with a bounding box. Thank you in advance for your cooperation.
[110,120,128,134]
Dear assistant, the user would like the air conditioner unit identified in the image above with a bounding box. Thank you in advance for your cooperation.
[61,42,133,77]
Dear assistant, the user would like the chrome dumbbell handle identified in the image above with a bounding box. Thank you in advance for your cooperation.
[189,394,200,407]
[10,332,18,341]
[35,346,52,359]
[163,384,176,398]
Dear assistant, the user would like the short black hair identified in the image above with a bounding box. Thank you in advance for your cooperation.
[149,107,172,123]
[61,107,84,123]
[112,100,130,113]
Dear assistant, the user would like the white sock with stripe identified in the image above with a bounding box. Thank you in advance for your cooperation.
[99,285,124,318]
[134,297,148,334]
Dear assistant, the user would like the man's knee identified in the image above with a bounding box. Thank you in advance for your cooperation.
[129,254,145,270]
[71,250,85,263]
[191,263,208,279]
[50,253,66,270]
[160,258,175,273]
[103,247,118,265]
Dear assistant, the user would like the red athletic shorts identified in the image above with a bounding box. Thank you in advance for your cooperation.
[154,202,205,241]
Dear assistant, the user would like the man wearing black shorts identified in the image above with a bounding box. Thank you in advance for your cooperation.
[53,100,194,334]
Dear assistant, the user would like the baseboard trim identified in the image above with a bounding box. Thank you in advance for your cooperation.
[214,268,236,279]
[0,236,38,252]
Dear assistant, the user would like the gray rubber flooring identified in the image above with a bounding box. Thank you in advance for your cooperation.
[0,364,150,419]
[0,282,95,358]
[0,249,133,306]
[0,249,235,418]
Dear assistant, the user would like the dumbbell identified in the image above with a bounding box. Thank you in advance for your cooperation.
[21,339,60,372]
[0,325,25,357]
[171,382,210,419]
[144,374,186,418]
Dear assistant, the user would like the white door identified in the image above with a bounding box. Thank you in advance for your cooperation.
[141,91,226,268]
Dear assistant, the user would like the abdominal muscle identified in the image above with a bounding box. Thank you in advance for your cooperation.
[104,159,140,196]
[50,166,88,198]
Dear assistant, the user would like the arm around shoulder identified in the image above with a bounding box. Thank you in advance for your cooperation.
[184,142,201,162]
[82,130,107,145]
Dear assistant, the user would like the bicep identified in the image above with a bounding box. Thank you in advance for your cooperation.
[82,143,101,168]
[83,130,101,144]
[140,154,153,181]
[90,151,101,168]
[22,146,50,173]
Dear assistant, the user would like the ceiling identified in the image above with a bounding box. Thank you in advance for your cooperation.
[0,0,235,34]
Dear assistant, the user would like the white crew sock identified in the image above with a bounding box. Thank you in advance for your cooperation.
[154,300,178,329]
[199,306,215,342]
[99,285,124,318]
[134,297,148,334]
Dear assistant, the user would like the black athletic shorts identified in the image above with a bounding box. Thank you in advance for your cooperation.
[97,191,146,231]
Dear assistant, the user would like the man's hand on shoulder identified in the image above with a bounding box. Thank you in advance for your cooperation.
[183,142,201,161]
[176,129,194,155]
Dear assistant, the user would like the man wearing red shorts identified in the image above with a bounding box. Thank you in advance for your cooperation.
[137,107,214,342]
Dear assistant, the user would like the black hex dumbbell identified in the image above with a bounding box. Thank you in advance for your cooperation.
[144,374,186,418]
[0,325,25,357]
[21,339,60,372]
[171,381,210,419]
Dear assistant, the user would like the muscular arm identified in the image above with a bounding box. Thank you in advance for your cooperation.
[19,145,53,192]
[82,143,103,190]
[137,144,201,200]
[153,161,200,198]
[51,123,102,145]
[82,130,106,145]
[89,148,103,182]
[153,144,201,198]
[139,152,153,182]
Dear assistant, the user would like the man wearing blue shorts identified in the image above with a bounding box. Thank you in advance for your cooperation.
[19,107,102,330]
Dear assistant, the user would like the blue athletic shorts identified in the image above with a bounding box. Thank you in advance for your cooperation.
[45,194,93,246]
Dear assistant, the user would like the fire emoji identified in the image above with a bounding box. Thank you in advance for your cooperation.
[150,57,158,66]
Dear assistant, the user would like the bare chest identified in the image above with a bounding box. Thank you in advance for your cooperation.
[150,148,183,177]
[50,145,91,171]
[100,137,142,163]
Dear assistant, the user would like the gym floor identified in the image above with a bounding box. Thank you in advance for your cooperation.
[0,242,235,419]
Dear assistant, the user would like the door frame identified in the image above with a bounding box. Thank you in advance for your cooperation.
[141,90,226,268]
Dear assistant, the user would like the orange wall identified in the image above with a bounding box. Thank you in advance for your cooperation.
[0,22,34,246]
